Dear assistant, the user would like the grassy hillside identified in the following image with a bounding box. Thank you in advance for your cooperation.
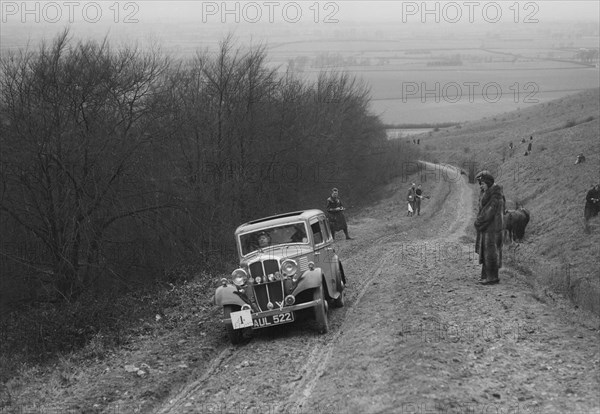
[420,88,600,315]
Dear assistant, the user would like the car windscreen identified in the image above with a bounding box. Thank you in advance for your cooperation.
[239,222,308,256]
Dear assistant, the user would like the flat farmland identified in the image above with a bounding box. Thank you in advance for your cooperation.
[4,19,597,125]
[363,65,599,124]
[267,36,600,125]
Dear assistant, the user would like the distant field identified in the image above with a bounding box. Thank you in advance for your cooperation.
[3,22,598,125]
[290,62,599,124]
[364,66,599,124]
[268,37,600,124]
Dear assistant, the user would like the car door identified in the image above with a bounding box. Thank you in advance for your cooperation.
[309,218,328,283]
[318,217,338,293]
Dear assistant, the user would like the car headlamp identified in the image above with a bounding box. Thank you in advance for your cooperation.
[281,259,298,278]
[231,268,248,286]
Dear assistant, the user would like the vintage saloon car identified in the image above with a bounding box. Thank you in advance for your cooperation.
[214,209,346,344]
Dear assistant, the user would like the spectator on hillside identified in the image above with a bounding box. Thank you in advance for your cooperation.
[508,142,515,158]
[474,171,505,285]
[415,184,424,216]
[327,188,353,240]
[406,183,417,217]
[584,184,600,224]
[575,153,586,164]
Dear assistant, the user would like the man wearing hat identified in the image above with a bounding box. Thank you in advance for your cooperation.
[326,188,353,240]
[474,170,505,285]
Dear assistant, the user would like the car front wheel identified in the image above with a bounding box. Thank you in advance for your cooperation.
[331,281,345,308]
[223,305,244,345]
[313,284,329,333]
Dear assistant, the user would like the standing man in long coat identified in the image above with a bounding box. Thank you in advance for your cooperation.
[415,184,424,216]
[474,171,505,285]
[326,188,353,240]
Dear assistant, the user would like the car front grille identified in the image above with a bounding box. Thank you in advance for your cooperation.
[253,281,285,312]
[298,256,308,272]
[249,259,279,278]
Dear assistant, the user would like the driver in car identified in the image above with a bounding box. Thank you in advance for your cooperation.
[257,231,271,248]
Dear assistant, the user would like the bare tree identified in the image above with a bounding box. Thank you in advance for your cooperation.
[0,30,171,301]
[0,32,398,305]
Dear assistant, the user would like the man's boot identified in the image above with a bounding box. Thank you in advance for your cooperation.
[480,267,499,285]
[344,229,353,240]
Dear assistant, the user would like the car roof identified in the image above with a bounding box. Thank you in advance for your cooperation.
[235,209,325,235]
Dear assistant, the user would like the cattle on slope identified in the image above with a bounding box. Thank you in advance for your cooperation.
[503,207,530,243]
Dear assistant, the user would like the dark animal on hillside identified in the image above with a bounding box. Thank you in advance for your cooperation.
[504,207,531,243]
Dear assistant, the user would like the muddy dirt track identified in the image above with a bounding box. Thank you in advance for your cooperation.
[156,164,600,414]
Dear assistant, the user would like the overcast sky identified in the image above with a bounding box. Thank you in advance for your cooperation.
[1,1,599,60]
[102,1,600,24]
[1,1,598,124]
[2,1,599,36]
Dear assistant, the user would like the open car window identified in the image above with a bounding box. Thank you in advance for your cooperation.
[319,218,332,242]
[239,222,308,256]
[311,220,323,245]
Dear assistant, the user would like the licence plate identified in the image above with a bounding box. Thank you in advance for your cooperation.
[252,312,295,329]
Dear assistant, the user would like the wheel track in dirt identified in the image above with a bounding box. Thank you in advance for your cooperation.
[274,163,471,412]
[155,346,239,414]
[272,257,390,413]
[157,238,395,413]
[155,162,600,414]
[155,163,472,413]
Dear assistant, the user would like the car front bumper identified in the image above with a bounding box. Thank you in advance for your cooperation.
[220,298,322,324]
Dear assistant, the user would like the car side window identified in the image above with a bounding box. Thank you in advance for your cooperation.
[319,218,332,242]
[311,221,323,245]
